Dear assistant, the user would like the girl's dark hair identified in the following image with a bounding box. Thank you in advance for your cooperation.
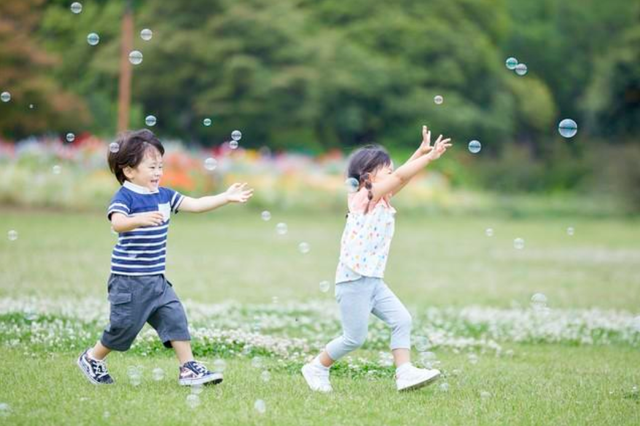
[107,129,165,184]
[346,144,391,213]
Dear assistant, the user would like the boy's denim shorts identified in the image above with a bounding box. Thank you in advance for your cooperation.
[100,274,191,351]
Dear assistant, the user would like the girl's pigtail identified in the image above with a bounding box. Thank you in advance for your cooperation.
[362,172,373,214]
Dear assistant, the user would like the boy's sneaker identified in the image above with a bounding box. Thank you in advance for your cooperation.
[77,349,114,385]
[301,362,332,393]
[396,365,440,392]
[178,360,223,386]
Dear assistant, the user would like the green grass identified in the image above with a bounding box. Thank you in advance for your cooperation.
[1,208,639,425]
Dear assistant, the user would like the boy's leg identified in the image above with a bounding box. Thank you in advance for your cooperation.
[90,341,112,360]
[171,340,194,365]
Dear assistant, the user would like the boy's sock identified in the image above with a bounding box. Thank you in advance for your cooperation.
[312,356,330,370]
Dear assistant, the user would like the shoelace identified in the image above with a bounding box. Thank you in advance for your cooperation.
[92,359,108,378]
[188,361,208,375]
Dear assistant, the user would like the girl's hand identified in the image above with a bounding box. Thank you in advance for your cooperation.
[225,183,254,203]
[418,125,434,155]
[425,134,452,160]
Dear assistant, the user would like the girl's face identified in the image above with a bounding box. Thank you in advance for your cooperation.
[124,148,163,191]
[370,161,394,182]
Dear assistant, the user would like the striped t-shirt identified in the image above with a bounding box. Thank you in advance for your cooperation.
[107,181,184,276]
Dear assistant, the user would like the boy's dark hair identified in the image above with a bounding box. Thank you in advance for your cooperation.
[108,129,165,184]
[346,144,391,214]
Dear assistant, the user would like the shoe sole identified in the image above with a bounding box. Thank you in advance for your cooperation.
[178,373,223,386]
[301,364,332,393]
[397,370,441,392]
[77,354,112,385]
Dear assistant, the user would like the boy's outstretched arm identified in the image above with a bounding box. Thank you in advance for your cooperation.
[111,211,165,233]
[178,183,254,213]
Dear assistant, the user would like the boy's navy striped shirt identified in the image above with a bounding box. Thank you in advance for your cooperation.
[107,181,184,276]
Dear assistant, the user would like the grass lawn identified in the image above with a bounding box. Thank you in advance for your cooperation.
[1,208,639,425]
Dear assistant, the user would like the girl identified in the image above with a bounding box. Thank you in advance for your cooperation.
[302,126,452,392]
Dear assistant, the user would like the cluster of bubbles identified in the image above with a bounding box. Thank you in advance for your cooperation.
[468,140,481,154]
[505,56,528,76]
[434,95,444,105]
[1,92,10,102]
[145,115,157,127]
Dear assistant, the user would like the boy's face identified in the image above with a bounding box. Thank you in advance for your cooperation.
[124,148,163,191]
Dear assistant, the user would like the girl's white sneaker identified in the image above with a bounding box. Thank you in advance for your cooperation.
[396,365,441,391]
[301,363,333,393]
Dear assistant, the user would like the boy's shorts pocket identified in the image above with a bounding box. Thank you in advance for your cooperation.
[108,292,132,329]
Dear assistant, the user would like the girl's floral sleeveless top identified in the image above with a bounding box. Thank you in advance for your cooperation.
[335,188,396,283]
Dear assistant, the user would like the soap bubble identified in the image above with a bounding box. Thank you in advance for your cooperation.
[505,349,515,357]
[260,370,271,382]
[251,356,263,369]
[632,316,640,333]
[414,336,430,352]
[530,293,548,310]
[319,280,331,293]
[434,95,444,105]
[505,57,518,70]
[566,227,575,236]
[231,130,242,141]
[52,165,62,175]
[129,50,143,65]
[261,211,271,221]
[203,118,212,127]
[485,228,494,237]
[145,115,156,126]
[468,140,481,154]
[276,223,288,236]
[419,351,437,368]
[254,399,266,414]
[229,140,239,150]
[29,104,34,109]
[66,133,75,143]
[140,29,152,41]
[213,358,226,373]
[480,390,491,399]
[513,238,525,250]
[558,118,578,138]
[271,296,279,304]
[0,92,10,102]
[109,142,120,153]
[87,33,100,46]
[204,157,217,171]
[129,375,141,386]
[515,63,528,76]
[298,242,310,254]
[0,403,11,417]
[71,2,82,14]
[7,230,18,241]
[102,411,110,420]
[345,177,359,193]
[190,384,204,395]
[152,368,164,381]
[438,382,450,392]
[467,353,478,365]
[186,394,200,409]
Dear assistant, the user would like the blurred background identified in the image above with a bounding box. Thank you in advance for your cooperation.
[0,0,638,215]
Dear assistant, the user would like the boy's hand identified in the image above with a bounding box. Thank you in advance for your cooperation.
[425,134,452,160]
[418,125,434,155]
[135,211,165,227]
[225,183,254,203]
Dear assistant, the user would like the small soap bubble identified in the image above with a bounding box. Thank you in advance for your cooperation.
[203,118,212,127]
[434,95,444,105]
[109,142,120,153]
[29,104,34,109]
[513,238,525,250]
[71,2,82,14]
[345,177,359,193]
[468,140,481,154]
[414,336,430,352]
[505,349,515,357]
[145,115,156,127]
[204,157,217,171]
[515,63,528,76]
[0,92,10,102]
[231,130,242,141]
[229,140,239,150]
[7,230,18,241]
[0,402,11,417]
[102,411,110,420]
[438,382,450,392]
[87,33,100,46]
[632,316,640,333]
[213,358,226,373]
[505,57,518,70]
[319,280,331,293]
[558,118,578,138]
[261,211,271,221]
[420,351,437,369]
[530,293,548,310]
[190,384,204,395]
[260,370,271,382]
[186,394,200,409]
[276,222,288,236]
[66,133,75,143]
[129,50,143,65]
[140,29,152,41]
[298,242,310,254]
[566,227,575,236]
[254,399,266,414]
[152,368,164,381]
[52,165,62,175]
[129,375,141,386]
[480,390,491,399]
[271,296,279,304]
[467,353,479,365]
[251,356,263,369]
[485,228,494,237]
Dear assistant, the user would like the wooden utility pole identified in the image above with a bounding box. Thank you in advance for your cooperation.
[117,0,133,132]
